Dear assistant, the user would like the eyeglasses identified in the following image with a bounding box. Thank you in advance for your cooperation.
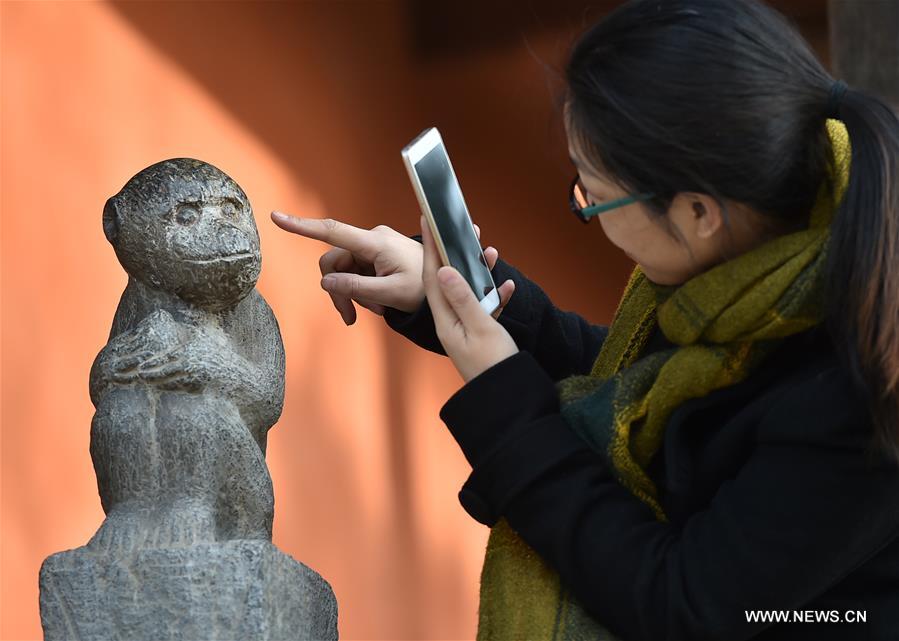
[569,175,655,224]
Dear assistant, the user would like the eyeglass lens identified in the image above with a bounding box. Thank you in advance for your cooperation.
[572,179,592,210]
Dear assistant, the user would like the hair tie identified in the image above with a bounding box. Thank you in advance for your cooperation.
[826,80,848,120]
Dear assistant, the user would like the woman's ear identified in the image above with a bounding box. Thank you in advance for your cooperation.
[670,192,724,240]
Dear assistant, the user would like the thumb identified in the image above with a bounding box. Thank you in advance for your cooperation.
[437,266,487,329]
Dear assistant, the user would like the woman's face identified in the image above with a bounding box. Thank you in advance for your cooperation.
[565,121,773,286]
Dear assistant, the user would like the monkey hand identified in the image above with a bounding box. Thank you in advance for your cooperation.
[90,310,187,403]
[118,323,245,393]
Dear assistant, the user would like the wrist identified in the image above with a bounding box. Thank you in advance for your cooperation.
[395,288,426,314]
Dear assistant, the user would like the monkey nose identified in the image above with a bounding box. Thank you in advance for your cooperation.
[214,224,255,255]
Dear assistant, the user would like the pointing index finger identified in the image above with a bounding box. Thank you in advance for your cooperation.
[272,212,377,259]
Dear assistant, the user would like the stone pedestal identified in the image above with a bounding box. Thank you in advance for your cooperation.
[40,540,338,641]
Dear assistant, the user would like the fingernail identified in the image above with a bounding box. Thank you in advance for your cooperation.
[272,211,289,220]
[321,276,336,290]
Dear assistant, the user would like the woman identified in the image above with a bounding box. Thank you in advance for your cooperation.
[271,0,899,638]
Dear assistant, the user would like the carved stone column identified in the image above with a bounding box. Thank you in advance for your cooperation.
[38,159,338,641]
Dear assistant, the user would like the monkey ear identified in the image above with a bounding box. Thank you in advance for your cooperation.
[102,197,120,244]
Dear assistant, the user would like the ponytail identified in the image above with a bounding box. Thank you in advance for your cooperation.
[825,89,899,463]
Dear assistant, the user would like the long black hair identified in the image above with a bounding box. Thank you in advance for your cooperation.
[564,0,899,462]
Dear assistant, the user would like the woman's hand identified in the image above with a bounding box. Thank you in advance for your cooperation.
[420,215,518,383]
[271,212,508,325]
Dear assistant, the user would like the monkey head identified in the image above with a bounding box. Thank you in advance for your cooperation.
[103,159,262,312]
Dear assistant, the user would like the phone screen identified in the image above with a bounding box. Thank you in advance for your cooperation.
[413,145,495,300]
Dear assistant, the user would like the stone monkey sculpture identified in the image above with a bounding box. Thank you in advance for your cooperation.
[40,158,337,641]
[87,158,285,552]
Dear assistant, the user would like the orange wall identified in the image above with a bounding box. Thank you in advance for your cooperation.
[0,2,828,640]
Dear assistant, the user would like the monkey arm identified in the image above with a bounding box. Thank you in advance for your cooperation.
[221,291,285,437]
[91,292,284,451]
[89,349,115,408]
[89,309,185,406]
[215,350,283,445]
[141,290,284,438]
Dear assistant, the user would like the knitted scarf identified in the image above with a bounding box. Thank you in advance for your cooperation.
[474,119,851,641]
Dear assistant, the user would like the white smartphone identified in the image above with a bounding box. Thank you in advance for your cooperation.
[401,127,500,316]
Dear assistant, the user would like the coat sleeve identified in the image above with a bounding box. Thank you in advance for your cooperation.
[438,349,899,641]
[383,235,609,380]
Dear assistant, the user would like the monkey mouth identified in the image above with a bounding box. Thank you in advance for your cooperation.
[186,252,258,264]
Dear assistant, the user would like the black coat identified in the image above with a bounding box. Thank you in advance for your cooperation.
[383,245,899,641]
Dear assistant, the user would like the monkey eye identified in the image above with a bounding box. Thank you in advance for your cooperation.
[174,203,200,226]
[221,199,241,220]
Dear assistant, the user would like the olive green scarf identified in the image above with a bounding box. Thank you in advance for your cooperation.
[474,120,851,641]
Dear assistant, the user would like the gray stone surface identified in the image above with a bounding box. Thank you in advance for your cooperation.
[39,158,338,640]
[40,541,338,641]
